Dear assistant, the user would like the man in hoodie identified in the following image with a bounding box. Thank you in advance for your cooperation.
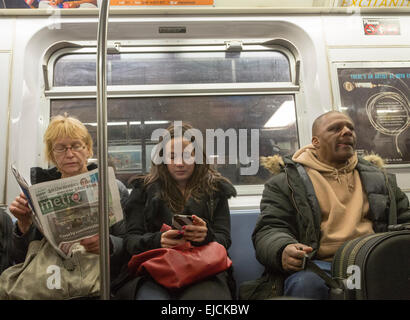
[252,111,410,299]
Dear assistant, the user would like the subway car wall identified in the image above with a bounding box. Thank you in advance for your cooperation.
[1,9,410,212]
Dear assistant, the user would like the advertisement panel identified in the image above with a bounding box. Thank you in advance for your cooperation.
[337,67,410,165]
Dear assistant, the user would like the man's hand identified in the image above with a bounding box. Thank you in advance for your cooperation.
[281,243,313,272]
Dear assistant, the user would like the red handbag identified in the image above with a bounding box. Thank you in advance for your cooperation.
[128,229,232,289]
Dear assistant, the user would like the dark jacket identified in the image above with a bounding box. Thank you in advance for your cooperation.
[11,163,130,279]
[252,155,410,285]
[112,178,237,299]
[125,178,237,255]
[0,208,14,274]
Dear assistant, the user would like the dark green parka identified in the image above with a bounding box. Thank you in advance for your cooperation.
[252,155,410,283]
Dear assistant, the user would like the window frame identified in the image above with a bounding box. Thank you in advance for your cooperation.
[41,39,304,203]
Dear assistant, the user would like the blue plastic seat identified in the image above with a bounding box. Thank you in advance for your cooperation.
[228,210,264,295]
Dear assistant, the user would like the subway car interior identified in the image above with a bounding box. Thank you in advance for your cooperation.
[0,0,410,301]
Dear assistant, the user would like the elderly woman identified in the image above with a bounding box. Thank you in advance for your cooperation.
[7,114,129,298]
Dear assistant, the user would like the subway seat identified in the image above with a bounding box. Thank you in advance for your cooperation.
[228,210,264,296]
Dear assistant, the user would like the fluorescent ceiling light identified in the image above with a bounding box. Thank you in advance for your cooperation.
[84,122,127,126]
[107,122,127,126]
[144,120,170,125]
[264,100,296,128]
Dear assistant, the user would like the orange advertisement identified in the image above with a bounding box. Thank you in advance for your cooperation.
[110,0,214,5]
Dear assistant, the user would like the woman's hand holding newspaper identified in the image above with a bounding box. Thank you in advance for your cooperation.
[9,192,33,234]
[80,234,100,254]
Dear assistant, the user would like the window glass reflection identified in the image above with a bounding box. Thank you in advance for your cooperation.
[51,95,299,185]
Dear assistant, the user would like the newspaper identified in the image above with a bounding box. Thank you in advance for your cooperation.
[11,165,123,259]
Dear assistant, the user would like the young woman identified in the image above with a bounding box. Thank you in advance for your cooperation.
[120,123,237,300]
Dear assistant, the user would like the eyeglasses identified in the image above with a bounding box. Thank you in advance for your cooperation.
[53,143,85,154]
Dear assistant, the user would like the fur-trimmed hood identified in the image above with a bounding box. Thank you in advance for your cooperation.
[260,155,285,175]
[261,153,385,175]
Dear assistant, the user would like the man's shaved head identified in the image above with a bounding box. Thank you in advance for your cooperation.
[312,111,351,137]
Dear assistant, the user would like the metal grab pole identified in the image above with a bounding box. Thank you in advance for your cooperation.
[96,0,110,300]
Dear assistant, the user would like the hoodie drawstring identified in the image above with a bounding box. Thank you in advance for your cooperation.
[331,168,354,192]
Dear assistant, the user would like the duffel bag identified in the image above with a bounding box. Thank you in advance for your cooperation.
[330,224,410,300]
[305,224,410,300]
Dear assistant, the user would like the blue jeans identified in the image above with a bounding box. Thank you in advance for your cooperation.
[283,260,331,300]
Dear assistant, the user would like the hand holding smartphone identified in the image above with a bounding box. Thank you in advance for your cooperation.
[172,214,193,230]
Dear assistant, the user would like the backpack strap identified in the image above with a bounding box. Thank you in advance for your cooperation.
[295,163,322,228]
[304,259,341,290]
[383,172,397,226]
[294,165,343,290]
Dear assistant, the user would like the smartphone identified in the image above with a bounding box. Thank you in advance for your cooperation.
[172,214,193,230]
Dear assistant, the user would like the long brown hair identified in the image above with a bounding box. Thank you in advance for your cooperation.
[144,122,231,213]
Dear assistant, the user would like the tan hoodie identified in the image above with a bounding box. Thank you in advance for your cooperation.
[292,145,374,261]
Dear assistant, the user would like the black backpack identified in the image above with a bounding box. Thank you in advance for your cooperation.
[0,208,14,274]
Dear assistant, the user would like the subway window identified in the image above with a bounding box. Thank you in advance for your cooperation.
[47,43,300,187]
[53,51,291,86]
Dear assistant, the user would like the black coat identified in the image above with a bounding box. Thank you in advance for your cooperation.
[124,178,237,256]
[111,178,237,299]
[253,156,410,274]
[242,155,410,299]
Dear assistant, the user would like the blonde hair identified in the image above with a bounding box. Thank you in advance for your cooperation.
[44,114,93,165]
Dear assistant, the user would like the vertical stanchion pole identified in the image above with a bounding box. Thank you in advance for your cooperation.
[96,0,110,300]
